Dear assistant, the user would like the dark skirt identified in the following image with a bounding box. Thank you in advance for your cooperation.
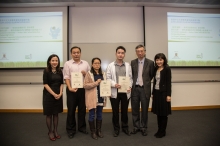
[43,91,63,115]
[151,89,171,116]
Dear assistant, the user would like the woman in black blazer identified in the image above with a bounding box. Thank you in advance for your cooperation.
[151,53,172,138]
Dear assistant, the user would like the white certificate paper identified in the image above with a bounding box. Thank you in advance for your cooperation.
[118,76,130,93]
[71,72,83,88]
[100,80,111,97]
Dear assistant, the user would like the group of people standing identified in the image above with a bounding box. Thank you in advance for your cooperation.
[42,44,172,141]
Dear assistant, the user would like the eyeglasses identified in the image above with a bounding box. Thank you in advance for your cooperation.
[93,63,101,65]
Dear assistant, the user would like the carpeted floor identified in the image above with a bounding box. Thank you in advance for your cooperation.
[0,109,220,146]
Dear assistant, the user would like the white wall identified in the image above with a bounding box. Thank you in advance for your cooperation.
[1,82,220,109]
[0,7,220,110]
[69,7,144,69]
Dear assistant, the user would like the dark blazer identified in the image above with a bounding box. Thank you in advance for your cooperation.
[131,58,154,99]
[152,65,172,96]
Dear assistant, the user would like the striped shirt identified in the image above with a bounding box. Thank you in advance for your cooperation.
[114,61,126,83]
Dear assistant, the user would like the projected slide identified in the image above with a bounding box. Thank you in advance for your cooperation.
[167,12,220,67]
[0,12,63,68]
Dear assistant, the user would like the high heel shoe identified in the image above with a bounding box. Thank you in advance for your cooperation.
[54,134,61,139]
[48,132,56,141]
[53,131,61,139]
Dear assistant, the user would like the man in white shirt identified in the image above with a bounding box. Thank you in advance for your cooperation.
[106,46,133,137]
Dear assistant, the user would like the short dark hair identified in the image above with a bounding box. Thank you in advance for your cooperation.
[154,53,168,68]
[46,54,62,74]
[70,46,81,53]
[90,57,103,75]
[135,44,145,51]
[116,46,126,53]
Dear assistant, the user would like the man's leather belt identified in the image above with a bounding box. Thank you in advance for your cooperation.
[135,85,144,88]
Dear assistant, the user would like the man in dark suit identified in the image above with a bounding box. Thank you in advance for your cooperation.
[130,44,154,136]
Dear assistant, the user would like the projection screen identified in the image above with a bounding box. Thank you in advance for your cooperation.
[167,12,220,67]
[0,7,68,69]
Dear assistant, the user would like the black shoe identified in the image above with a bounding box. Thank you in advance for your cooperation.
[113,130,119,137]
[141,130,147,136]
[156,131,166,138]
[154,130,160,137]
[131,128,140,134]
[79,129,88,134]
[68,133,75,139]
[122,129,131,136]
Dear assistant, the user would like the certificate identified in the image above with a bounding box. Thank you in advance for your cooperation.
[71,72,83,88]
[118,76,130,93]
[100,80,111,97]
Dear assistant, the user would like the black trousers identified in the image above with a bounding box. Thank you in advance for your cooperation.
[110,93,129,131]
[66,88,86,134]
[131,86,150,130]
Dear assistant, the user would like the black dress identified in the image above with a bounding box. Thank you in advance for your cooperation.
[43,69,63,115]
[151,66,172,116]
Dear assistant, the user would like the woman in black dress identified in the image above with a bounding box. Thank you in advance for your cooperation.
[43,54,63,141]
[151,53,172,138]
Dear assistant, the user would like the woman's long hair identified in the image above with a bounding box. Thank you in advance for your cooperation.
[46,54,62,74]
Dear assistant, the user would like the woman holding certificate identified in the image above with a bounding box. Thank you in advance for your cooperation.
[84,57,106,140]
[151,53,172,138]
[43,54,63,141]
